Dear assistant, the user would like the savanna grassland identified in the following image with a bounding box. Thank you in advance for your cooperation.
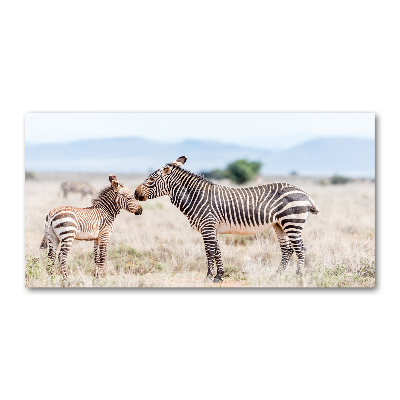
[25,172,375,288]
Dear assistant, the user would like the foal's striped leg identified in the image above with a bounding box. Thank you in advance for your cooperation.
[58,231,76,278]
[95,231,110,278]
[58,241,73,278]
[52,214,78,278]
[47,230,59,272]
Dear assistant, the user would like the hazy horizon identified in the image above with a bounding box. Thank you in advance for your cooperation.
[25,112,375,150]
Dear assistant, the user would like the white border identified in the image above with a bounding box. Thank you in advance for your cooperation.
[2,1,395,399]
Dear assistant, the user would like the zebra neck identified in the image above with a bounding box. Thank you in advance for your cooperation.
[91,187,121,219]
[90,200,120,219]
[169,170,212,215]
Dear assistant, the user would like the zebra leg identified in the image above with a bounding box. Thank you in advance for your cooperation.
[286,232,306,275]
[95,234,110,278]
[47,227,59,274]
[47,246,57,265]
[273,224,294,273]
[202,229,218,282]
[93,238,100,270]
[58,241,73,279]
[47,240,58,274]
[214,238,224,282]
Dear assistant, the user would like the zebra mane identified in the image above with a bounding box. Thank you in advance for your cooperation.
[91,179,127,205]
[91,186,115,205]
[171,166,214,185]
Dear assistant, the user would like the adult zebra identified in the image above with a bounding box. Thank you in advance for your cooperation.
[135,156,319,283]
[60,181,95,198]
[40,174,143,278]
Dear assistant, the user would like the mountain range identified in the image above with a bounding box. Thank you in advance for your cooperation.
[25,136,375,177]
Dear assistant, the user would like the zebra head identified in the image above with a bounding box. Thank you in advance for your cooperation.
[110,175,143,215]
[135,156,187,201]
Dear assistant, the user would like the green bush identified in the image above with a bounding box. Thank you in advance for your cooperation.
[226,159,262,184]
[201,159,262,185]
[330,174,350,185]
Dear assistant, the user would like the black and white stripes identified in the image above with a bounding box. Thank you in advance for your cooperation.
[135,156,319,282]
[40,175,142,278]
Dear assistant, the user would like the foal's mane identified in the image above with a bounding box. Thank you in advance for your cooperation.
[91,178,127,205]
[91,186,114,205]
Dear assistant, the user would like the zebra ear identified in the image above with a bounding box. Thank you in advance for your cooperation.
[111,180,121,191]
[162,166,172,176]
[109,174,118,183]
[170,156,187,167]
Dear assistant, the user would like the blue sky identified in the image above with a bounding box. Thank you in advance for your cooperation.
[25,113,375,150]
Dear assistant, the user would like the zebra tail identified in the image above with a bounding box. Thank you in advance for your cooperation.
[308,196,320,214]
[40,215,49,249]
[40,235,48,249]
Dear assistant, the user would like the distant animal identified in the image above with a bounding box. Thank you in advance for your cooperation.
[135,156,319,283]
[60,181,95,198]
[41,174,143,278]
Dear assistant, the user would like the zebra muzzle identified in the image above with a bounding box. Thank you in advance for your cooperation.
[134,188,146,201]
[135,206,143,215]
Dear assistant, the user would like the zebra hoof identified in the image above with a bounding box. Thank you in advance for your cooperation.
[275,268,285,275]
[213,275,223,283]
[204,275,213,283]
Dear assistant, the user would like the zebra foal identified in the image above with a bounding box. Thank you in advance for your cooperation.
[135,156,320,283]
[40,174,143,278]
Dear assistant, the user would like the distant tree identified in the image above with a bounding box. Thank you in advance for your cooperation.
[290,170,298,176]
[25,171,36,180]
[330,174,350,185]
[226,159,262,185]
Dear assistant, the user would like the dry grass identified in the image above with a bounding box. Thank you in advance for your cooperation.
[25,173,375,288]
